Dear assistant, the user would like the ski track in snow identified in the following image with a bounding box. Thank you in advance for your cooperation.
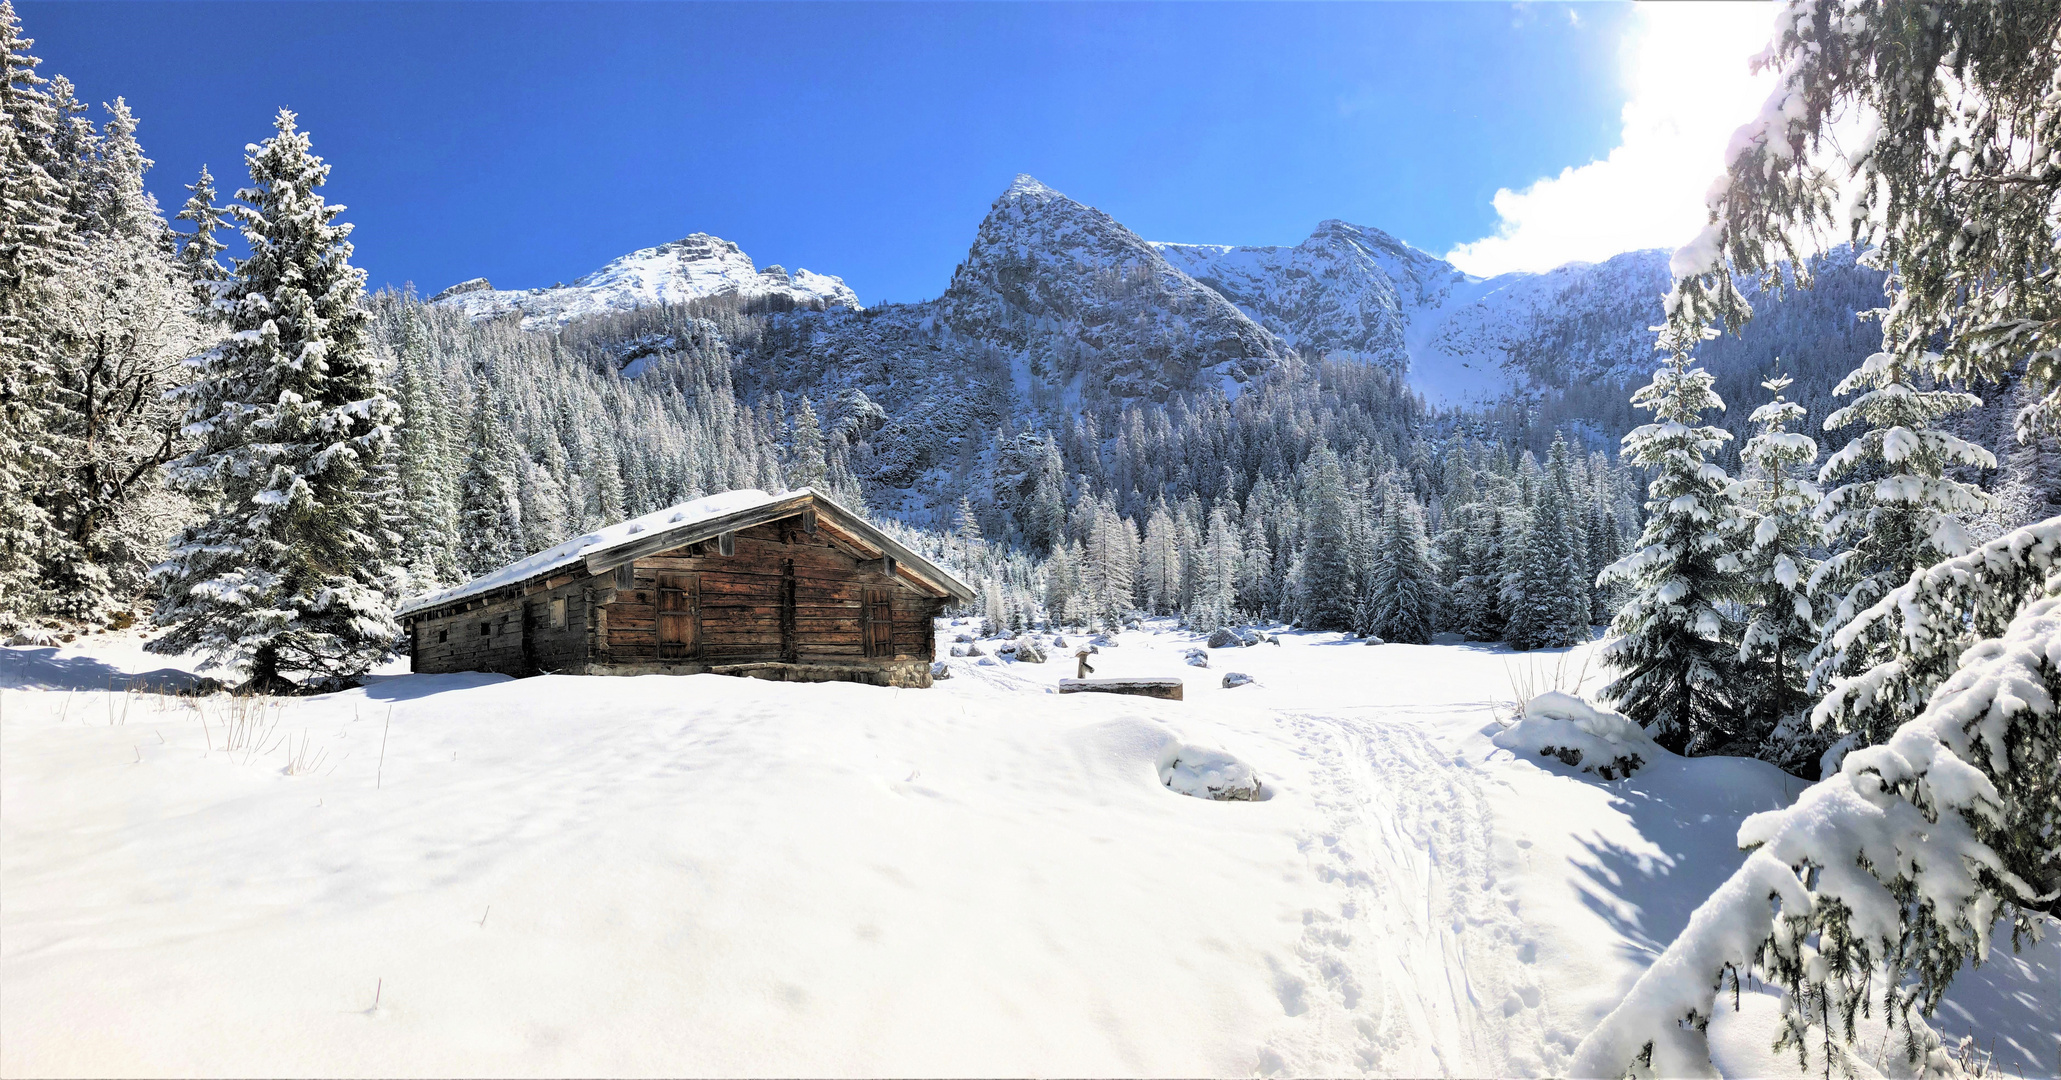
[1257,708,1548,1078]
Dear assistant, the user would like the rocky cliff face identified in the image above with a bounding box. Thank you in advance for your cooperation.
[938,176,1282,399]
[429,233,859,330]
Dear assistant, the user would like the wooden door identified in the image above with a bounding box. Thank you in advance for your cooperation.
[861,587,893,658]
[658,573,700,659]
[521,602,539,675]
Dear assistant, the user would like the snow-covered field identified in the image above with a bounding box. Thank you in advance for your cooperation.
[3,623,2053,1078]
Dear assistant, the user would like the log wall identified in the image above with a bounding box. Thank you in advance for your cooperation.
[593,520,942,670]
[405,514,947,686]
[406,575,591,677]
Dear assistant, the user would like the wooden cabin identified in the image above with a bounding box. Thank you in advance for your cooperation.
[397,488,973,687]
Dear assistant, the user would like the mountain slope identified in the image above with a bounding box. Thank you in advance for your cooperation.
[429,233,859,330]
[939,175,1282,399]
[1155,219,1467,371]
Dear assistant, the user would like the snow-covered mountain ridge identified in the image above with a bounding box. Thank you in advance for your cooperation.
[429,175,1880,443]
[429,233,859,330]
[1154,222,1686,404]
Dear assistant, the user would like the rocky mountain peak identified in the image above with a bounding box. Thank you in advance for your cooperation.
[430,232,860,330]
[1004,173,1057,199]
[934,177,1282,400]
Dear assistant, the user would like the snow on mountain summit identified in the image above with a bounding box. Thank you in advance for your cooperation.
[430,233,860,330]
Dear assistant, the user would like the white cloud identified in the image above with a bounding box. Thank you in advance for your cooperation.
[1446,2,1780,277]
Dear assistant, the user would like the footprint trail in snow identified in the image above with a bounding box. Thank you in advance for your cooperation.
[1256,709,1553,1077]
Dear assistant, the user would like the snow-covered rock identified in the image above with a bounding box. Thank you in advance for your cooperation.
[1491,691,1658,781]
[1221,672,1254,689]
[1012,637,1046,664]
[1182,648,1209,669]
[1206,627,1258,649]
[429,234,859,330]
[928,660,951,680]
[1158,743,1262,801]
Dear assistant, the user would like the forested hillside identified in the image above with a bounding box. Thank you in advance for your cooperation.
[4,0,2055,718]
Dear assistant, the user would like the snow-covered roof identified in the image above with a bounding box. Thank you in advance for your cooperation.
[396,487,971,618]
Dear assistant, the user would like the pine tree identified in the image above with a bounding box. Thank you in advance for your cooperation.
[149,110,399,688]
[1596,338,1738,753]
[458,384,522,577]
[393,311,460,589]
[0,0,74,632]
[1190,502,1241,631]
[786,395,826,490]
[952,495,982,569]
[1504,437,1587,651]
[1810,349,1994,678]
[1724,375,1826,770]
[174,163,228,311]
[1362,483,1438,644]
[1025,436,1066,553]
[1298,448,1357,631]
[1139,500,1181,615]
[1236,479,1277,618]
[1454,496,1508,641]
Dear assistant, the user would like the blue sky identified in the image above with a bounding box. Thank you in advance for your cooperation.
[26,2,1652,304]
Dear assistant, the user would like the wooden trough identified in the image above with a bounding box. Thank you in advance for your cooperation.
[1057,677,1184,701]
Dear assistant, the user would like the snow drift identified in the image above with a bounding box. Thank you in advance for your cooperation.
[1492,691,1659,780]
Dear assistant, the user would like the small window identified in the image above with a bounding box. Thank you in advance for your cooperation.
[550,598,566,628]
[437,629,448,643]
[480,622,491,637]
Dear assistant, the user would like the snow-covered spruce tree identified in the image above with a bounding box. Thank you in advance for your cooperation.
[1596,333,1739,754]
[1506,435,1591,651]
[1452,496,1508,641]
[1362,483,1438,644]
[785,394,826,491]
[392,310,460,589]
[1724,375,1828,771]
[0,0,75,632]
[953,495,982,569]
[1139,499,1181,616]
[1809,348,1995,687]
[1572,584,2061,1080]
[458,382,522,577]
[1190,501,1241,632]
[1297,447,1357,632]
[173,164,228,309]
[149,110,399,688]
